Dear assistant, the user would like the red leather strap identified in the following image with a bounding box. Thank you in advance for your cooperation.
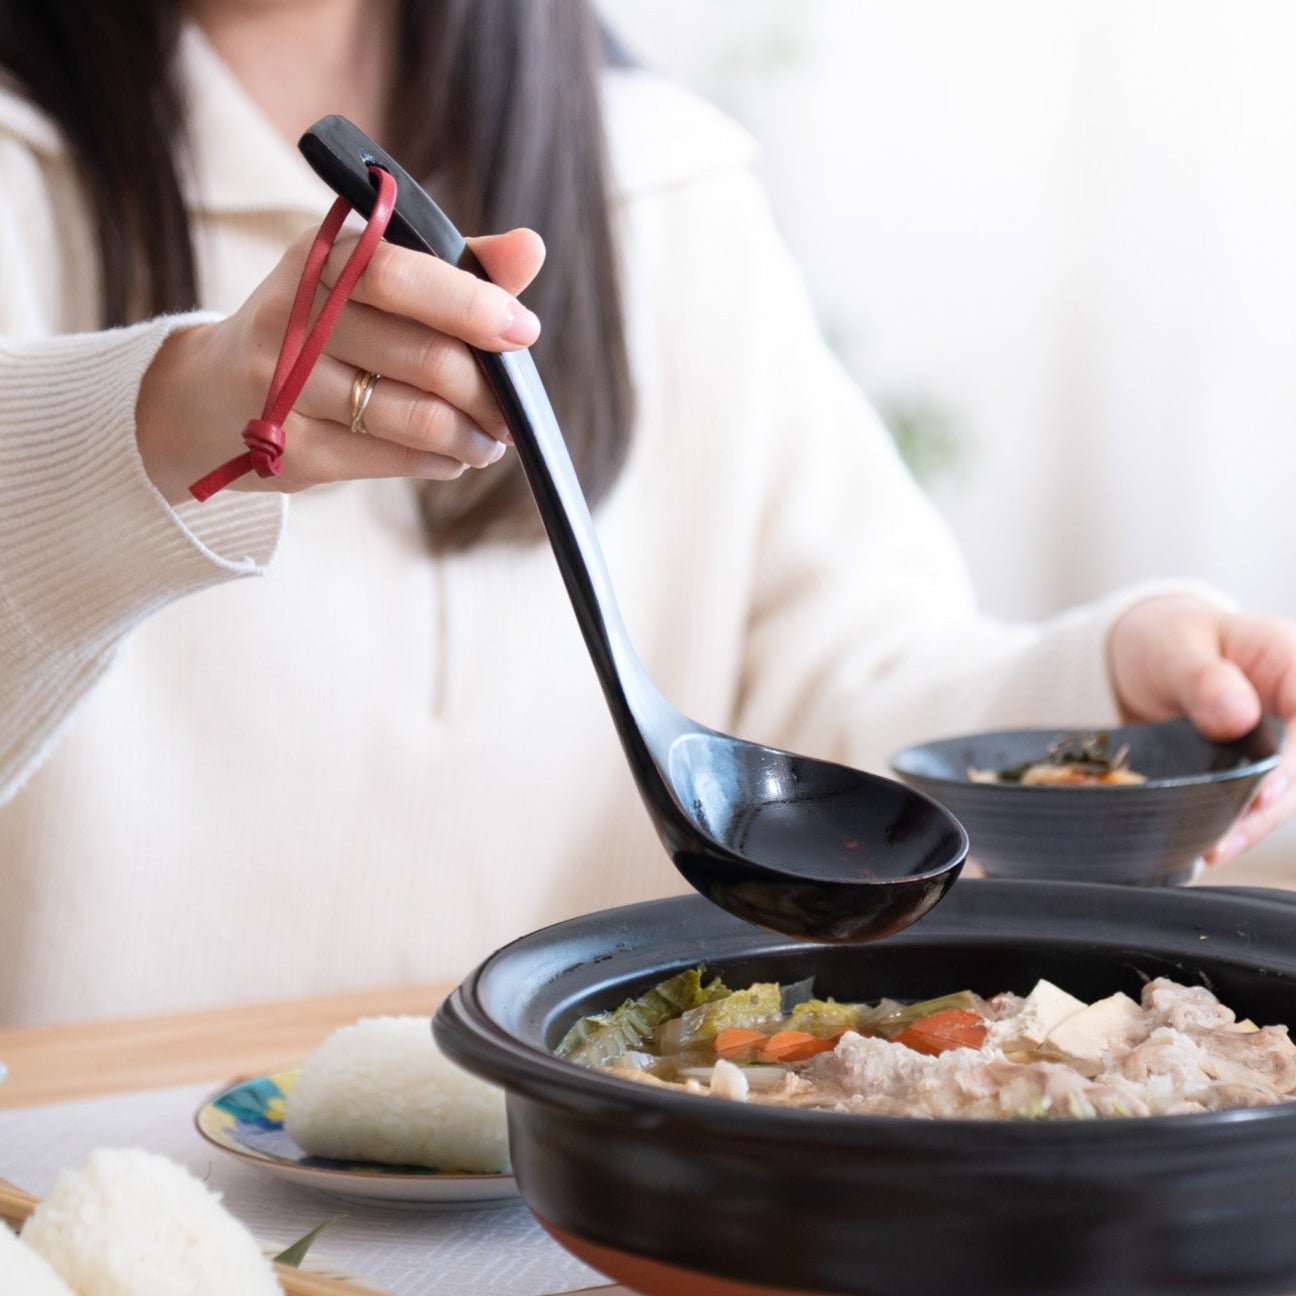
[189,166,398,502]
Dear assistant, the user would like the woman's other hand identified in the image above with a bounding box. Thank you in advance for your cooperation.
[1108,594,1296,863]
[136,227,546,503]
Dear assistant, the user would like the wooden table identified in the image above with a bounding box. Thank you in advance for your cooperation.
[0,983,629,1294]
[0,982,452,1110]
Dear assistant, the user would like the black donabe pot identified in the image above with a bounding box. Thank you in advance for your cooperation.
[434,881,1296,1296]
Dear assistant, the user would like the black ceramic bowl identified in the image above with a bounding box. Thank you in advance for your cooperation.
[435,882,1296,1296]
[889,718,1283,885]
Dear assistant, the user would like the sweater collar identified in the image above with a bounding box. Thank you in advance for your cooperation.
[0,24,757,216]
[176,28,760,213]
[177,23,337,217]
[0,23,334,217]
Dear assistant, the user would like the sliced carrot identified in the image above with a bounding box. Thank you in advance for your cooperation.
[713,1027,769,1059]
[894,1008,987,1056]
[761,1030,839,1063]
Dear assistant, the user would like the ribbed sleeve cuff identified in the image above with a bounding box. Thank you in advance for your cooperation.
[0,315,286,800]
[983,579,1236,727]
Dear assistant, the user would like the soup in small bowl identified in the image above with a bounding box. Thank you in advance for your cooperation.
[890,717,1282,885]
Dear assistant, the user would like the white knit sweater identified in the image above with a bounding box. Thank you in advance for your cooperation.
[0,29,1171,1026]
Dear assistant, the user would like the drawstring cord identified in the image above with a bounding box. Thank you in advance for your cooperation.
[189,165,397,502]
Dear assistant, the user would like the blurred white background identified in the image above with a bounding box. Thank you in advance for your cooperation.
[601,0,1296,870]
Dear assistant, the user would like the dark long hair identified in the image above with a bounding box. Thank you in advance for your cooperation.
[0,0,633,549]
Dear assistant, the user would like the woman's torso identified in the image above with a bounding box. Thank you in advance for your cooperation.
[0,33,784,1024]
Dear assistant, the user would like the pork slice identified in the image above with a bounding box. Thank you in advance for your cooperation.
[1120,1027,1215,1090]
[809,1032,935,1104]
[1193,1025,1296,1096]
[986,992,1027,1022]
[1142,978,1236,1031]
[810,1033,992,1116]
[1083,1079,1153,1119]
[1193,1082,1284,1112]
[997,1064,1097,1119]
[955,1057,1017,1101]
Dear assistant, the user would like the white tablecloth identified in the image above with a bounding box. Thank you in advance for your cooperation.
[0,1080,611,1296]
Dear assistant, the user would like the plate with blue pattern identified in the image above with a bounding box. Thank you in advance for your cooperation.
[195,1071,518,1205]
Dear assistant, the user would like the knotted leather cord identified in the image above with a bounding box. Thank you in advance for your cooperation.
[189,166,398,502]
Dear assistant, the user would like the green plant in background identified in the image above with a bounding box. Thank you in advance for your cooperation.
[878,396,968,485]
[659,2,969,488]
[821,318,969,485]
[712,6,810,83]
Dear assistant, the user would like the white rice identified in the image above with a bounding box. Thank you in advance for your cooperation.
[284,1015,510,1173]
[0,1221,77,1296]
[20,1149,280,1296]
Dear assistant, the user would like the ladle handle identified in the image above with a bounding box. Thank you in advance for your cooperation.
[298,116,654,720]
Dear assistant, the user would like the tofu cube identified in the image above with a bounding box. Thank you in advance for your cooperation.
[990,979,1088,1049]
[1046,992,1146,1068]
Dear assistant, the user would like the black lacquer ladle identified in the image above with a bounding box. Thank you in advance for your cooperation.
[300,116,968,942]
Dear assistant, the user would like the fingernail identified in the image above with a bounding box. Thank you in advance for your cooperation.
[1259,772,1290,809]
[1210,691,1255,724]
[486,441,507,465]
[500,304,540,346]
[1214,832,1246,862]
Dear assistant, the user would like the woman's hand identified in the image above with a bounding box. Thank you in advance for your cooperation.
[136,227,546,504]
[1108,594,1296,863]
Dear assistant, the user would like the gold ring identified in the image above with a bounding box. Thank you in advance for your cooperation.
[349,369,380,435]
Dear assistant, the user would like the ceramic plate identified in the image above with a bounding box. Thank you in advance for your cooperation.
[195,1070,518,1205]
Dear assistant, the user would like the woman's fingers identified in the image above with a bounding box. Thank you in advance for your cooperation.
[266,410,470,489]
[1200,615,1296,863]
[1111,595,1263,738]
[467,228,546,296]
[297,353,506,468]
[141,226,539,505]
[319,227,544,351]
[1206,736,1296,864]
[321,299,510,441]
[1110,596,1296,865]
[1219,614,1296,727]
[1167,652,1263,742]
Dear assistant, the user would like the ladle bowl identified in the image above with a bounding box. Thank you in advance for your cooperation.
[664,732,966,940]
[300,117,969,941]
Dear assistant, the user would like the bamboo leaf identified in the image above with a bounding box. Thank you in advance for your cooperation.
[273,1220,332,1268]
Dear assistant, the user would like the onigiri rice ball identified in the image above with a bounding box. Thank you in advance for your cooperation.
[0,1222,76,1296]
[284,1015,510,1173]
[20,1149,280,1296]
